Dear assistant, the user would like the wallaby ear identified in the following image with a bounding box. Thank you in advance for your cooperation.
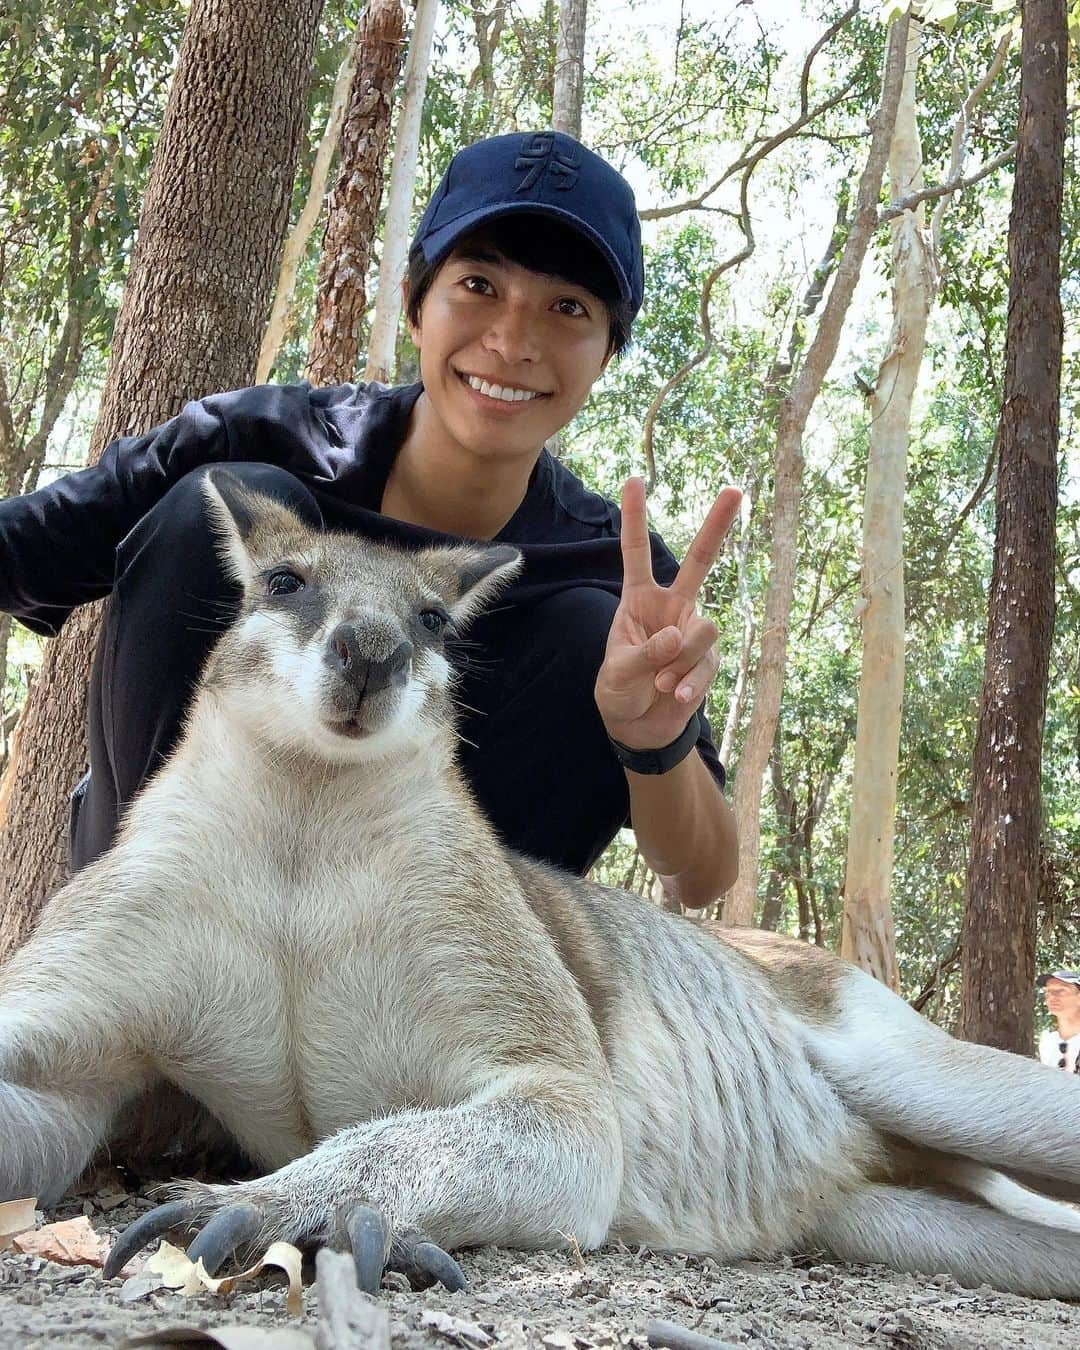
[419,544,523,626]
[200,468,312,588]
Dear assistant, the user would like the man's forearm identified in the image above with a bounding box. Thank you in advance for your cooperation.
[625,751,738,909]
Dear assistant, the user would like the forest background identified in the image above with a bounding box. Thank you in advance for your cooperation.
[0,0,1076,1041]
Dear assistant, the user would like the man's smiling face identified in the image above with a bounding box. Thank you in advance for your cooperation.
[406,235,612,465]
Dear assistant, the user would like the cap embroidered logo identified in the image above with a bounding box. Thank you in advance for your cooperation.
[513,133,580,191]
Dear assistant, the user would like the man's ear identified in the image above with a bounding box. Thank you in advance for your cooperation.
[201,468,313,590]
[402,276,420,348]
[418,544,523,627]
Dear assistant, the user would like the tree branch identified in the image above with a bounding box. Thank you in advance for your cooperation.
[639,2,860,223]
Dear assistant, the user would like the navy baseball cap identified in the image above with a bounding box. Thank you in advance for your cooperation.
[411,131,645,320]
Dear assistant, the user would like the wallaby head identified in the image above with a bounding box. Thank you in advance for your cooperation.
[199,468,522,764]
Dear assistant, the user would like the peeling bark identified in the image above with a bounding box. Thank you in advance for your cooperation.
[257,52,355,384]
[304,0,407,387]
[363,0,438,385]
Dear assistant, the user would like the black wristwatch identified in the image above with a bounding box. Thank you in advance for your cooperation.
[608,714,700,776]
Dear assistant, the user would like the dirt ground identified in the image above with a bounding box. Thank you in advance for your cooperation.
[3,1190,1080,1350]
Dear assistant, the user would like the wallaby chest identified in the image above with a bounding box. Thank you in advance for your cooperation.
[148,780,492,1162]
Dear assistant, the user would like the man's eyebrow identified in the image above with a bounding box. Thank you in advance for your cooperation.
[451,247,505,265]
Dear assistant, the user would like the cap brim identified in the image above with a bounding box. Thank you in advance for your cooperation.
[418,202,635,307]
[1038,972,1080,986]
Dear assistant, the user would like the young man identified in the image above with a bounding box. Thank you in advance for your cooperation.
[1038,972,1080,1073]
[0,131,738,907]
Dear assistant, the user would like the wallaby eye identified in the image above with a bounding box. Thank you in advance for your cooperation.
[267,570,304,597]
[419,607,449,635]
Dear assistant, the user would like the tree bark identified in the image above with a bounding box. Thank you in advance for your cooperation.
[305,0,407,388]
[959,0,1065,1053]
[256,52,355,384]
[0,0,325,961]
[840,19,931,991]
[363,0,439,385]
[553,0,587,139]
[722,13,910,926]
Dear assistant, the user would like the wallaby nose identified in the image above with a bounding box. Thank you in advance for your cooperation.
[328,624,414,696]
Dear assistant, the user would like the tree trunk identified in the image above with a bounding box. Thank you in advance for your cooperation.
[722,13,910,926]
[0,0,325,961]
[553,0,587,139]
[305,0,407,388]
[460,3,506,143]
[719,492,754,769]
[256,52,355,384]
[959,0,1065,1053]
[363,0,439,385]
[840,19,931,990]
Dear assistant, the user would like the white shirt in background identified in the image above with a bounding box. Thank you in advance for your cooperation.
[1038,1027,1080,1073]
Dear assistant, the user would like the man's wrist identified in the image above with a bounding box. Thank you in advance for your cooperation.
[607,714,700,776]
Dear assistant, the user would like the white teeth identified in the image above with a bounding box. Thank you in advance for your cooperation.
[465,375,540,403]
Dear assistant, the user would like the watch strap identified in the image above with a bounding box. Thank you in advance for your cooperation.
[608,713,700,776]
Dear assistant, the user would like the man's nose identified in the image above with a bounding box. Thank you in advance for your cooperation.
[483,302,541,365]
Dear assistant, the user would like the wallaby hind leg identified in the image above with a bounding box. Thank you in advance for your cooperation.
[809,966,1080,1189]
[809,1183,1080,1300]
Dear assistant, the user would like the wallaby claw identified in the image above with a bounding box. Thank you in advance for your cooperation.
[106,1193,468,1296]
[390,1235,468,1292]
[345,1203,387,1293]
[103,1198,199,1279]
[186,1200,264,1276]
[342,1205,466,1293]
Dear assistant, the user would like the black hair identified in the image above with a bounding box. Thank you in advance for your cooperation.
[405,214,635,356]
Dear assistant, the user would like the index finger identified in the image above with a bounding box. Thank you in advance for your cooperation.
[618,476,655,588]
[671,486,743,601]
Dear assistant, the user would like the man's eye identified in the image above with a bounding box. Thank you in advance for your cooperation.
[267,570,304,596]
[419,608,449,634]
[555,297,587,317]
[462,275,493,294]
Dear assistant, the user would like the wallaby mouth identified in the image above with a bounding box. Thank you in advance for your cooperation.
[327,707,371,739]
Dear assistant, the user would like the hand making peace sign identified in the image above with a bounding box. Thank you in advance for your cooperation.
[595,477,743,753]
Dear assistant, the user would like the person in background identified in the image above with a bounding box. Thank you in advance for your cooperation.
[1037,971,1080,1073]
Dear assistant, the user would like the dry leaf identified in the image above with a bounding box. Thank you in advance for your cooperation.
[146,1241,206,1295]
[420,1309,493,1347]
[121,1327,315,1348]
[0,1196,37,1251]
[11,1214,109,1267]
[146,1238,305,1316]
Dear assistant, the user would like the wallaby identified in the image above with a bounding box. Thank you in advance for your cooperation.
[2,468,1079,1300]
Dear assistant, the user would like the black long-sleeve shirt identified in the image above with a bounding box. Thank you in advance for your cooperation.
[0,380,723,870]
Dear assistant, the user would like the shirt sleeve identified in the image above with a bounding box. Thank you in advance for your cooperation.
[0,397,229,637]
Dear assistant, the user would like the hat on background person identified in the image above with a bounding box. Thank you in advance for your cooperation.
[410,131,645,321]
[1037,971,1080,987]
